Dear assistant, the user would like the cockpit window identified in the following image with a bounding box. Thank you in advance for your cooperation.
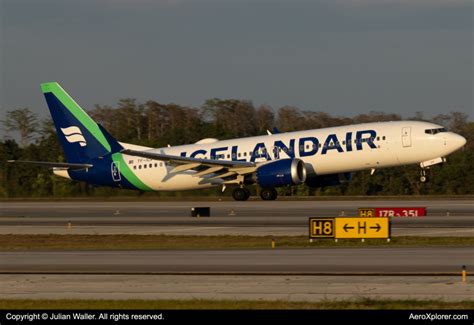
[425,128,447,135]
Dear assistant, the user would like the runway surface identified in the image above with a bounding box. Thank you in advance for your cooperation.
[1,200,473,236]
[1,247,472,273]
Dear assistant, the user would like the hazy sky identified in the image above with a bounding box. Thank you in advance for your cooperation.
[1,0,473,124]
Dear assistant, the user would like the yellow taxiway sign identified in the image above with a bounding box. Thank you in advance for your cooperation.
[309,217,390,239]
[334,217,389,239]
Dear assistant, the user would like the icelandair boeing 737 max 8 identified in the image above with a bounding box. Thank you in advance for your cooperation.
[8,82,467,200]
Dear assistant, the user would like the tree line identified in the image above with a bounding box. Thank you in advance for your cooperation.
[1,98,472,197]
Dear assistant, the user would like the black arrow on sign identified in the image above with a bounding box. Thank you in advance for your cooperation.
[343,224,354,232]
[370,224,381,232]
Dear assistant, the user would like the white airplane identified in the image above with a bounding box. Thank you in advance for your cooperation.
[8,82,467,201]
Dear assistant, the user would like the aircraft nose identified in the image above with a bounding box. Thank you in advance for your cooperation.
[449,133,467,150]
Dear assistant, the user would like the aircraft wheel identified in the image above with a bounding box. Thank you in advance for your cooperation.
[233,188,250,201]
[260,188,278,200]
[419,169,428,183]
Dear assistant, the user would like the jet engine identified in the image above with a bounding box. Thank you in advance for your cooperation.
[255,158,307,188]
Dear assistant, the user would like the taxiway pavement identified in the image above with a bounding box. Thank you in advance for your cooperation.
[1,247,472,273]
[1,274,471,301]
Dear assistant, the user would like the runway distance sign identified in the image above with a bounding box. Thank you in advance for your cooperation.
[309,217,390,239]
[358,207,426,217]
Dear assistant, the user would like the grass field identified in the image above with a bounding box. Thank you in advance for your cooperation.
[1,298,473,310]
[1,234,473,251]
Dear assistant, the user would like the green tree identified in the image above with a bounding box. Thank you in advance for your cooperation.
[2,108,39,146]
[202,99,258,138]
[2,102,472,197]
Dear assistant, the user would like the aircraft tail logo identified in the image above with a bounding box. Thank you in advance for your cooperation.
[61,126,87,147]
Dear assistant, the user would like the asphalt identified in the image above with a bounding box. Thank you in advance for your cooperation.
[2,274,472,301]
[1,247,472,273]
[1,200,473,236]
[2,200,473,302]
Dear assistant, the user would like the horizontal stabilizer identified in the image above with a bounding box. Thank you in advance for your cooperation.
[7,160,93,170]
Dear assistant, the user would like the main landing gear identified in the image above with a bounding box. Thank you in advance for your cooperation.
[231,187,278,201]
[260,188,278,201]
[232,187,250,201]
[232,187,278,201]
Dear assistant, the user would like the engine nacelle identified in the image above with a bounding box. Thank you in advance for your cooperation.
[305,172,352,188]
[255,159,307,188]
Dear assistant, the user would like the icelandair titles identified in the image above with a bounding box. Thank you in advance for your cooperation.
[180,130,377,162]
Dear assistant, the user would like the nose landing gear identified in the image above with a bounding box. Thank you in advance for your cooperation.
[420,169,429,183]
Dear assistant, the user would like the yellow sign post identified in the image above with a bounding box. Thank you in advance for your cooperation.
[309,217,390,239]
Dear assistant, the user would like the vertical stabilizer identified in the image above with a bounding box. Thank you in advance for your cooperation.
[41,82,120,163]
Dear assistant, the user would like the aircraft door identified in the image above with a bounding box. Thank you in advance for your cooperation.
[111,161,122,183]
[402,127,412,147]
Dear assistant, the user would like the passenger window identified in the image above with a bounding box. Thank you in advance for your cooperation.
[144,165,147,169]
[382,136,386,140]
[133,166,136,170]
[139,165,142,169]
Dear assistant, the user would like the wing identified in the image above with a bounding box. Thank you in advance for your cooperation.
[121,149,257,184]
[7,160,93,170]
